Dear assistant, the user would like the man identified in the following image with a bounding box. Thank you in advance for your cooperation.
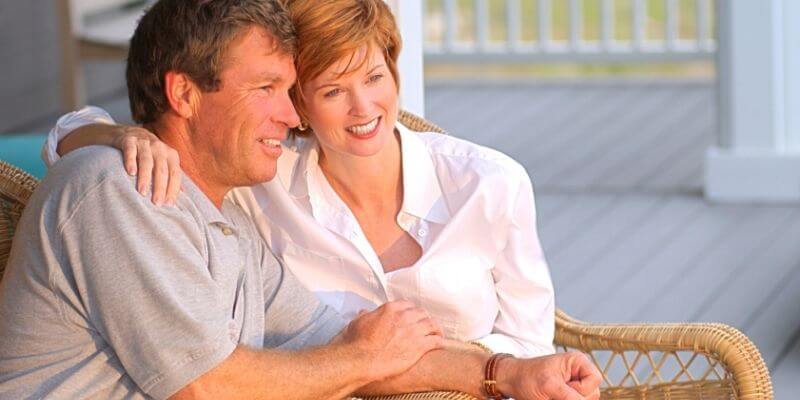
[0,1,600,399]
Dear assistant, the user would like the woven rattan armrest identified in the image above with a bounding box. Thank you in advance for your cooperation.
[554,309,773,399]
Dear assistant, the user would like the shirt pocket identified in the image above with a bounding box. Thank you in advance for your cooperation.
[279,242,347,313]
[419,259,497,340]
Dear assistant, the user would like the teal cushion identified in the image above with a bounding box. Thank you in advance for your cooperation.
[0,135,47,179]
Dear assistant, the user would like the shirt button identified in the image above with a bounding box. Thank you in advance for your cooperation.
[222,227,234,236]
[417,228,428,237]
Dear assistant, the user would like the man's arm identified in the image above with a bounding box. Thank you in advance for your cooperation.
[356,341,602,400]
[172,301,444,400]
[171,346,367,400]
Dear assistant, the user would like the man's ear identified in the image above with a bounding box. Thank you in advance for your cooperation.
[164,71,200,119]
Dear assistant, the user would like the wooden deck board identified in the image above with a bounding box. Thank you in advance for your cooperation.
[772,334,800,399]
[556,195,704,317]
[538,87,689,188]
[569,90,709,189]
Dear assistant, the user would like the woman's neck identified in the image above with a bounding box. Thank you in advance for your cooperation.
[318,131,403,213]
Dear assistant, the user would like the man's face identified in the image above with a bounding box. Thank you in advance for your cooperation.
[190,26,300,189]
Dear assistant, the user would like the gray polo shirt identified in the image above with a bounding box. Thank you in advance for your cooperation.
[0,146,345,399]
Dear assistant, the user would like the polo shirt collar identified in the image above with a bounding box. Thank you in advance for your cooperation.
[181,175,233,226]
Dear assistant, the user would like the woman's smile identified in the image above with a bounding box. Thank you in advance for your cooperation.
[346,116,381,139]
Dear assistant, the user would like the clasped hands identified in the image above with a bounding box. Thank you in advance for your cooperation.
[337,301,601,400]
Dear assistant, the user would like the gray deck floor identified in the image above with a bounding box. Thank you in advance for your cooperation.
[26,79,798,397]
[426,80,800,398]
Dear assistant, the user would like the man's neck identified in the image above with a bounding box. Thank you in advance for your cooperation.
[147,121,230,209]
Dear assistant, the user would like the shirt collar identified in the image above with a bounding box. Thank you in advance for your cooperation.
[281,122,452,225]
[396,123,451,225]
[181,174,236,227]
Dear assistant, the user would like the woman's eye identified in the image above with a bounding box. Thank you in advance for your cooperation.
[368,74,384,83]
[324,88,342,98]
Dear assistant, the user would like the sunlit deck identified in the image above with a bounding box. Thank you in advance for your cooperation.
[425,80,800,398]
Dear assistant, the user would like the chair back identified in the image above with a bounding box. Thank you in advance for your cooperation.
[0,160,38,279]
[397,110,447,135]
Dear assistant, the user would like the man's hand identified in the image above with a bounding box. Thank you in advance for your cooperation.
[335,301,444,382]
[497,352,602,400]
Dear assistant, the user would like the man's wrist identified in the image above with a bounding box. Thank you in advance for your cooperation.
[335,342,385,385]
[493,356,521,399]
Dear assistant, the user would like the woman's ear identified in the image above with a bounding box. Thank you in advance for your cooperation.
[163,71,200,119]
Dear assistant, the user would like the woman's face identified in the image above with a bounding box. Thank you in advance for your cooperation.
[300,47,399,159]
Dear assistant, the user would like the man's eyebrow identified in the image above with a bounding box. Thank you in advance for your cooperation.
[254,72,284,84]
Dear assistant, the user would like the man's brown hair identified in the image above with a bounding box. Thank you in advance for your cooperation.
[126,0,296,124]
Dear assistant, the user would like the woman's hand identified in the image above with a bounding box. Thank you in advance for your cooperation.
[110,126,182,206]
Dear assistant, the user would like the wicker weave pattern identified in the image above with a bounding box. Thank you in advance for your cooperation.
[555,310,773,399]
[0,160,38,278]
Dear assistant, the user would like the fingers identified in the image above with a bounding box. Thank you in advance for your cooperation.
[151,155,169,206]
[122,136,139,176]
[547,380,584,400]
[136,142,153,196]
[420,333,445,352]
[165,150,182,206]
[568,353,602,396]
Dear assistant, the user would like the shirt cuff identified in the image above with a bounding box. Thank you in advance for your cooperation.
[475,334,555,358]
[42,106,116,167]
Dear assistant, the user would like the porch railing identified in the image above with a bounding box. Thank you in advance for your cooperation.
[423,0,716,63]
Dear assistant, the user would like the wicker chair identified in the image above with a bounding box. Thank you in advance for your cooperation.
[0,112,773,399]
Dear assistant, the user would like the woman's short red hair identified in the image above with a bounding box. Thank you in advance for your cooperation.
[283,0,402,136]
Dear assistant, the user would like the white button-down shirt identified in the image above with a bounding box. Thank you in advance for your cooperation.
[47,107,555,357]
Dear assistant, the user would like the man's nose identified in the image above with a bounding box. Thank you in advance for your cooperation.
[275,91,301,128]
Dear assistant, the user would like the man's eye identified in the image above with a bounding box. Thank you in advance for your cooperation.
[324,88,342,98]
[260,86,273,93]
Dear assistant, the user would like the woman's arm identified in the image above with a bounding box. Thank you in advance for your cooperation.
[478,167,556,357]
[43,106,182,206]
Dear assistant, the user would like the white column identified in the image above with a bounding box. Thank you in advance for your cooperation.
[386,0,426,117]
[706,0,800,202]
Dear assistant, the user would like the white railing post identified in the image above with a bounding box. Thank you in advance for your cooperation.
[696,0,711,51]
[538,0,551,50]
[443,0,457,51]
[665,0,678,50]
[632,0,646,49]
[507,0,521,50]
[601,0,614,50]
[386,0,426,117]
[706,0,800,202]
[569,0,582,50]
[475,0,489,51]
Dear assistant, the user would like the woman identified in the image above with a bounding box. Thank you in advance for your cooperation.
[46,0,555,357]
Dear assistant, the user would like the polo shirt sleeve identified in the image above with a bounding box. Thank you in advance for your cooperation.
[258,243,347,350]
[57,172,237,399]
